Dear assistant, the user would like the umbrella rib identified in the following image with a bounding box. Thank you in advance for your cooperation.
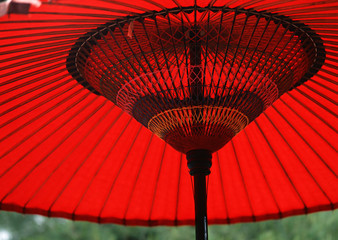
[286,92,337,133]
[0,55,66,78]
[249,0,289,10]
[288,17,338,23]
[142,0,168,10]
[326,42,338,50]
[303,84,338,105]
[0,88,89,161]
[322,35,338,40]
[0,62,65,86]
[219,11,252,111]
[0,67,68,96]
[215,152,230,223]
[267,1,338,12]
[94,30,130,85]
[276,6,338,15]
[310,24,338,30]
[0,24,101,33]
[324,40,338,46]
[326,56,338,63]
[253,0,332,11]
[0,36,81,51]
[270,105,338,178]
[321,67,338,78]
[0,57,67,79]
[123,134,155,224]
[43,104,115,216]
[0,45,73,64]
[0,76,77,124]
[179,13,190,98]
[323,62,338,71]
[279,98,337,152]
[106,26,147,80]
[326,50,338,59]
[231,141,256,221]
[203,11,214,118]
[174,153,183,226]
[0,29,94,41]
[31,11,121,19]
[316,73,338,85]
[98,125,143,223]
[0,19,108,24]
[223,0,243,7]
[305,19,338,24]
[214,9,238,93]
[170,0,182,8]
[0,75,73,110]
[308,79,338,95]
[315,29,338,35]
[0,51,70,72]
[170,0,191,23]
[208,0,217,7]
[71,115,133,220]
[236,0,263,8]
[263,110,336,208]
[98,23,172,113]
[153,16,179,100]
[298,14,338,21]
[85,30,136,97]
[294,88,337,118]
[226,15,289,113]
[243,129,282,218]
[97,0,152,12]
[254,120,308,213]
[79,34,133,95]
[147,143,167,225]
[166,13,187,101]
[47,2,140,15]
[207,9,225,102]
[0,95,102,205]
[131,19,178,107]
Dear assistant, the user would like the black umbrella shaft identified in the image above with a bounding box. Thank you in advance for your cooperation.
[194,174,208,240]
[186,150,212,240]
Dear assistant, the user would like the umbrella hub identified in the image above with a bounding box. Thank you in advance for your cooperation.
[67,6,325,154]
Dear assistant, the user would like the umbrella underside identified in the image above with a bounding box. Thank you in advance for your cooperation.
[0,0,337,229]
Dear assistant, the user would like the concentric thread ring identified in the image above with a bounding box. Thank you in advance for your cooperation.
[148,106,249,139]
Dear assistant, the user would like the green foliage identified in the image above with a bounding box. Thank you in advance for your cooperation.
[0,210,337,240]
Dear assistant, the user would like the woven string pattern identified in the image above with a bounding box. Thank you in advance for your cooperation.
[72,7,319,153]
[148,105,249,137]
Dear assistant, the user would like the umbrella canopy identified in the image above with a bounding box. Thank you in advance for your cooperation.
[0,0,337,235]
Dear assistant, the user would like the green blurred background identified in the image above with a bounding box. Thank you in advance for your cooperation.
[0,210,337,240]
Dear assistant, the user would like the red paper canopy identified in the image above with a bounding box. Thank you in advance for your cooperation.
[0,0,337,226]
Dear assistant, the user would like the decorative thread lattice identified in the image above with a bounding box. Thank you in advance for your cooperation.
[148,106,248,153]
[116,66,278,118]
[67,6,324,153]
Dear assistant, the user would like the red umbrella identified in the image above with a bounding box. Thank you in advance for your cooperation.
[0,0,337,239]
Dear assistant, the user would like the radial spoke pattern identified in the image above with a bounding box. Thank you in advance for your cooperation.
[0,0,337,226]
[69,6,323,153]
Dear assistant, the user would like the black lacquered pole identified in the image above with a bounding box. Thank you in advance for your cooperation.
[187,150,212,240]
[193,174,208,240]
